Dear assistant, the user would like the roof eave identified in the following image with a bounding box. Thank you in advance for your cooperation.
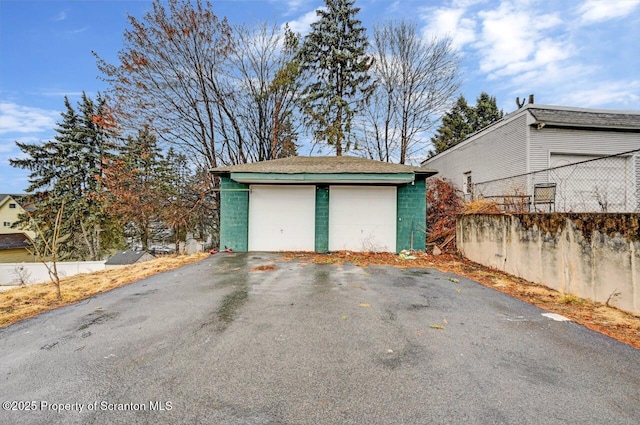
[230,172,417,184]
[531,121,640,131]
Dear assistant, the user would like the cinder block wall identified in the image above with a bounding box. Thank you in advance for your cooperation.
[396,179,426,252]
[219,177,249,252]
[457,213,640,315]
[218,178,428,254]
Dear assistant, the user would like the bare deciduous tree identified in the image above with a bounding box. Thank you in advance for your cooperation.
[26,201,67,300]
[220,23,300,164]
[95,0,301,172]
[361,20,460,163]
[94,0,232,171]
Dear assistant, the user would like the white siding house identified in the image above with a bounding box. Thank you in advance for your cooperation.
[422,104,640,212]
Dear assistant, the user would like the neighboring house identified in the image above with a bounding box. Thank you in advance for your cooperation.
[0,196,36,263]
[0,194,35,238]
[0,233,34,263]
[422,104,640,212]
[211,156,437,253]
[105,251,156,269]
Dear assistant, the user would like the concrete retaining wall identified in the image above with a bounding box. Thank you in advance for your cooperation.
[0,261,106,286]
[457,213,639,315]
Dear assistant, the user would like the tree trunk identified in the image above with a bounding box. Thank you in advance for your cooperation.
[271,101,280,160]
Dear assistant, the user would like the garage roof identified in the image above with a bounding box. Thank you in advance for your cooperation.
[211,156,437,184]
[105,250,155,265]
[0,233,32,250]
[212,156,437,175]
[528,107,640,130]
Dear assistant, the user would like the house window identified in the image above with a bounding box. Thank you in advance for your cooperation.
[9,203,16,209]
[463,172,473,194]
[3,222,11,227]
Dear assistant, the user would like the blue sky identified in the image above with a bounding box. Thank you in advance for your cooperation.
[1,0,639,193]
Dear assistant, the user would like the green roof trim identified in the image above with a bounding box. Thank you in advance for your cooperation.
[229,172,416,184]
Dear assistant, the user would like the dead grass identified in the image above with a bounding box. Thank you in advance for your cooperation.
[281,251,640,350]
[463,198,502,214]
[3,250,638,350]
[0,252,208,328]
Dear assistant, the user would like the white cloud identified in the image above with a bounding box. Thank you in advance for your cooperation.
[451,0,488,7]
[558,80,640,108]
[0,141,14,154]
[421,6,477,49]
[474,1,565,77]
[0,136,40,167]
[52,11,67,22]
[285,8,322,35]
[269,0,313,16]
[387,1,401,13]
[403,0,638,110]
[487,38,571,80]
[39,90,85,98]
[286,0,309,10]
[68,26,89,35]
[501,62,593,100]
[577,0,640,24]
[0,102,58,135]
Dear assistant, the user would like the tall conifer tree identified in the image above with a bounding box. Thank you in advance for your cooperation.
[10,94,118,260]
[297,0,374,155]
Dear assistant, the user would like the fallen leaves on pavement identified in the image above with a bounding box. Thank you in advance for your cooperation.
[282,251,640,349]
[250,264,277,272]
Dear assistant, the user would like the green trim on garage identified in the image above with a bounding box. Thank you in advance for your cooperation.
[314,187,329,253]
[230,172,415,184]
[217,176,430,253]
[219,177,249,252]
[396,178,427,252]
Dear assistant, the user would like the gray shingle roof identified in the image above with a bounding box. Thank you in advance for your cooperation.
[0,233,32,250]
[0,194,26,208]
[528,107,640,129]
[211,156,437,175]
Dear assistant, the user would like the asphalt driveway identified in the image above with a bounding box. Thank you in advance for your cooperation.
[1,253,638,425]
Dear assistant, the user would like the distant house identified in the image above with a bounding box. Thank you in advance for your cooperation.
[0,233,34,263]
[0,194,35,238]
[421,104,640,212]
[105,250,155,269]
[211,156,437,253]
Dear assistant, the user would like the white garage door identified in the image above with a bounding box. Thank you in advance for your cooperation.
[248,185,315,251]
[329,186,397,252]
[550,153,633,212]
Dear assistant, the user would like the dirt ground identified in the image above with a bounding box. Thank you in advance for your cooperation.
[282,251,640,350]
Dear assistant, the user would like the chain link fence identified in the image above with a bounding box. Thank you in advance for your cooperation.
[472,149,640,213]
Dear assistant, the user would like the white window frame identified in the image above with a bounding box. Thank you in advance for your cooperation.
[463,171,472,194]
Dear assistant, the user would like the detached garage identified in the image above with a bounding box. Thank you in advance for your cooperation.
[211,156,437,253]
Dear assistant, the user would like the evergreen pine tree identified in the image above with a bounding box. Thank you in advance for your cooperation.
[297,0,374,155]
[473,92,503,130]
[10,94,118,260]
[428,96,473,156]
[428,92,503,157]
